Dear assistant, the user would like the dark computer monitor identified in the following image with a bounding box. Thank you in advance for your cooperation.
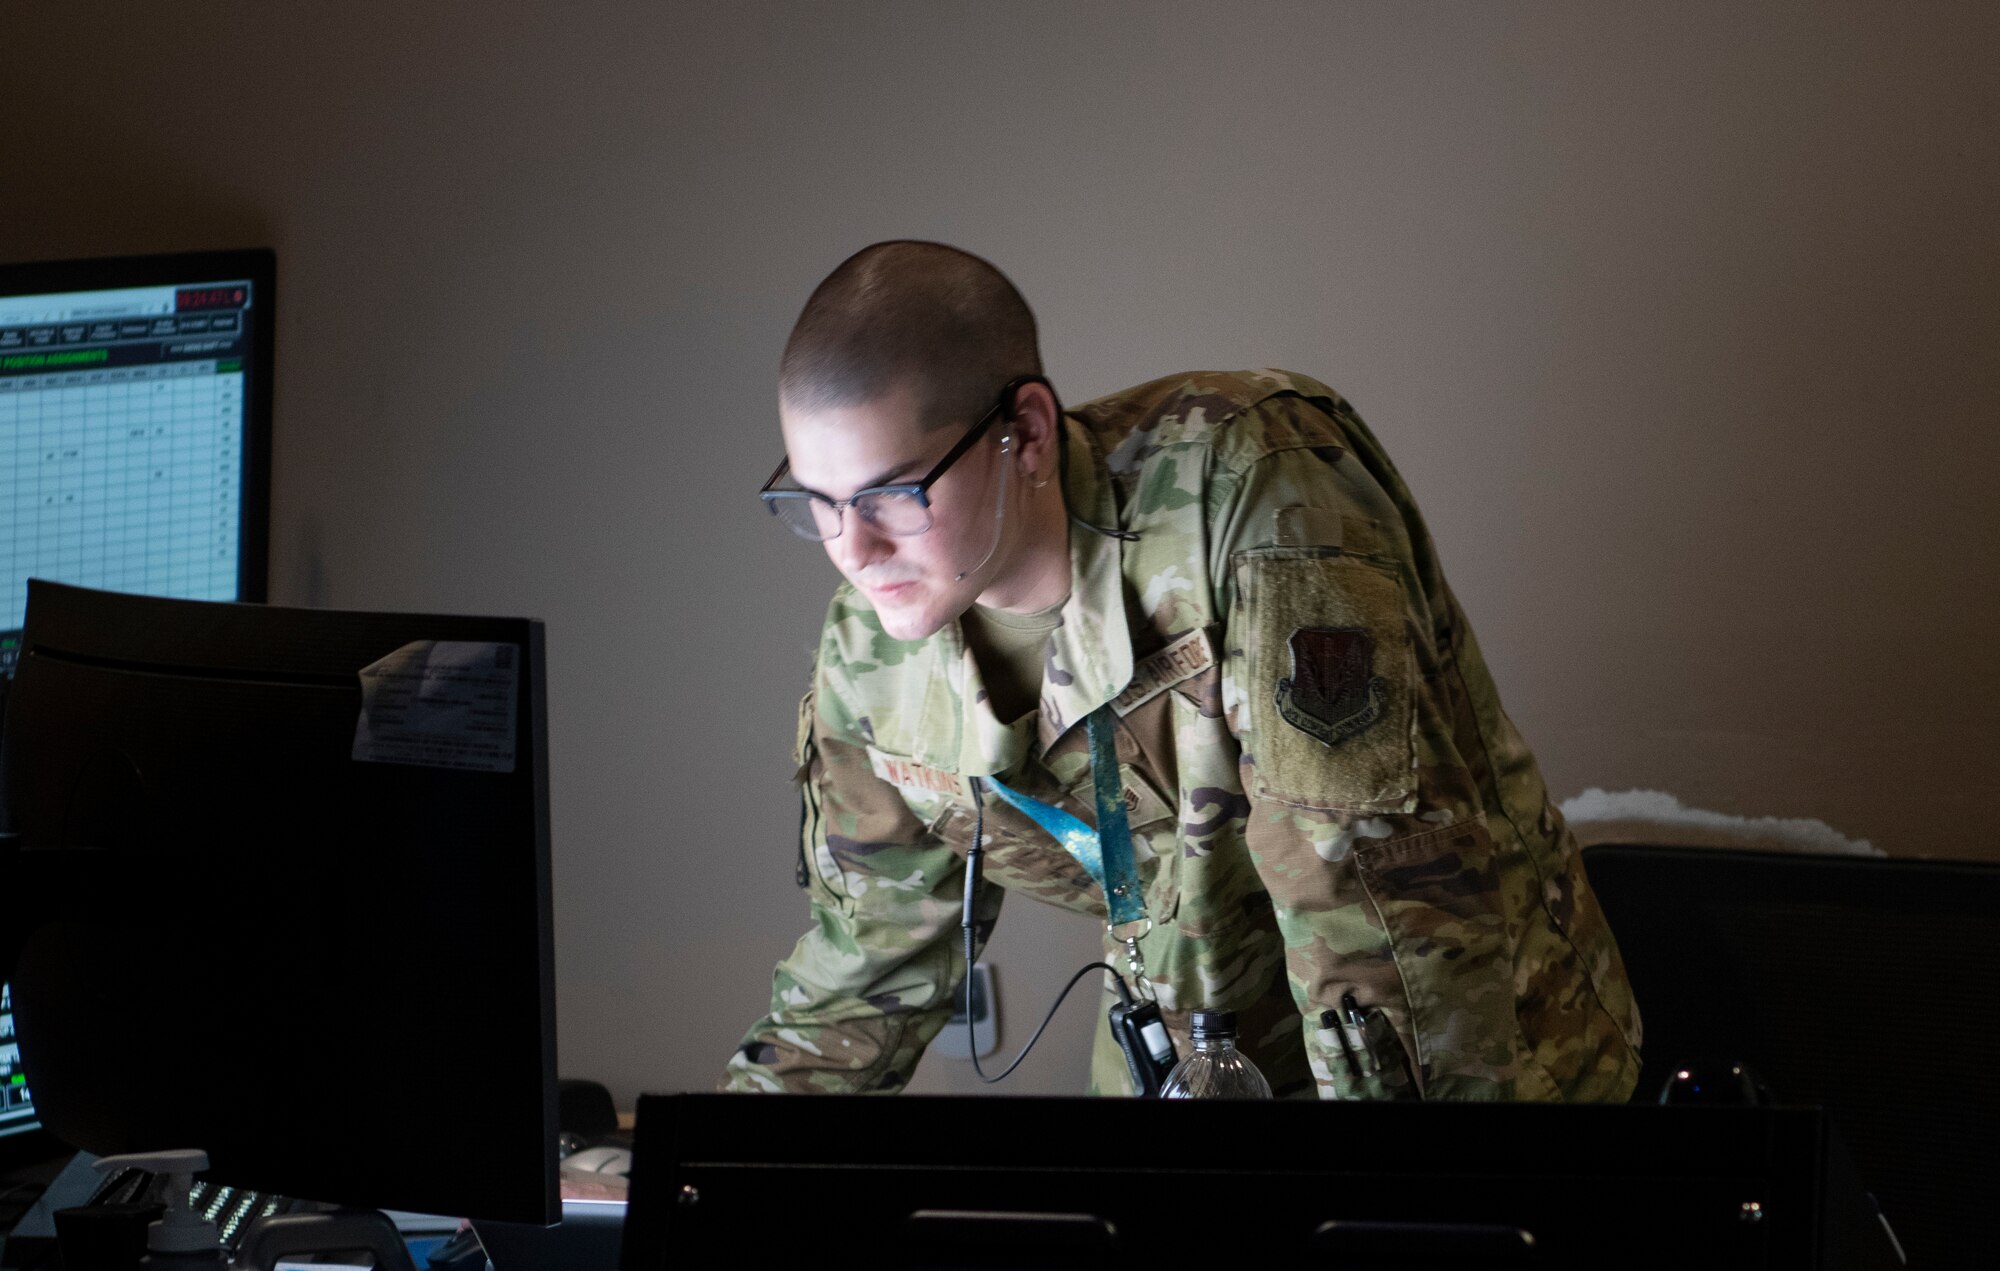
[0,248,274,1168]
[0,580,558,1224]
[1582,843,1999,1267]
[623,1094,1896,1270]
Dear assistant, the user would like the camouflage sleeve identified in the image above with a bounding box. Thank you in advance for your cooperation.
[1208,394,1608,1101]
[721,680,999,1094]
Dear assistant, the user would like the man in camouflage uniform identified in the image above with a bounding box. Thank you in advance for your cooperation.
[725,241,1641,1100]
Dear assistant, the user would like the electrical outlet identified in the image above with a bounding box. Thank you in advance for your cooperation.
[933,962,997,1059]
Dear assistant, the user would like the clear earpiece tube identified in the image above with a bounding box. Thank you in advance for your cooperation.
[954,434,1014,583]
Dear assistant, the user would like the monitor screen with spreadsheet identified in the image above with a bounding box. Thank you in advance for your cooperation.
[0,248,272,678]
[0,250,271,1168]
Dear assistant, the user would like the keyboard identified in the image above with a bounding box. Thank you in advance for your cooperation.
[89,1167,309,1252]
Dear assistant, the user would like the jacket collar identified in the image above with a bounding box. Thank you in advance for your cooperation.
[924,416,1132,777]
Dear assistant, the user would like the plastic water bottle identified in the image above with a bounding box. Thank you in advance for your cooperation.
[1159,1009,1272,1099]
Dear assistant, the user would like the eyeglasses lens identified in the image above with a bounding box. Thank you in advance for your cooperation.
[768,497,836,541]
[768,491,933,541]
[855,491,931,536]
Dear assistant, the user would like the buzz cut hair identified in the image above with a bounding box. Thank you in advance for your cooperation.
[778,241,1043,430]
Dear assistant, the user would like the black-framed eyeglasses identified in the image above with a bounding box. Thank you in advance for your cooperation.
[759,375,1047,542]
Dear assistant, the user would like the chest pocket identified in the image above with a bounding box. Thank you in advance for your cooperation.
[919,761,1177,923]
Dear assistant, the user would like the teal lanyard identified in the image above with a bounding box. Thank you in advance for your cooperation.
[983,705,1148,933]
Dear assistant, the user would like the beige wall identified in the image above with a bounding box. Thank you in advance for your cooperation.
[5,2,1995,1104]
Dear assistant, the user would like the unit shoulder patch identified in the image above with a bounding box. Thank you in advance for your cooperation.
[1274,626,1386,747]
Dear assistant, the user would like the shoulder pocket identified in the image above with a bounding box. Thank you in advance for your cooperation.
[1233,549,1415,813]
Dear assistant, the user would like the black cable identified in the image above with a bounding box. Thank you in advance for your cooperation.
[1050,384,1139,544]
[961,775,1132,1083]
[967,940,1126,1085]
[1069,510,1139,542]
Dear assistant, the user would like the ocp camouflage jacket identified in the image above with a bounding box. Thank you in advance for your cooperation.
[726,370,1642,1101]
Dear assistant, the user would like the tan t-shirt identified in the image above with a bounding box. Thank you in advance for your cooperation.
[959,598,1067,724]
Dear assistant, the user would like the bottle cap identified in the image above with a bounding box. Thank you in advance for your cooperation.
[1189,1008,1238,1040]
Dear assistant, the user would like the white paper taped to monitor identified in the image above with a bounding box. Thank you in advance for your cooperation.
[352,640,520,773]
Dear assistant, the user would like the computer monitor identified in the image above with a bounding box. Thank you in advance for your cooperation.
[1582,843,2000,1268]
[0,248,274,674]
[0,984,31,1149]
[0,248,274,1168]
[623,1094,1898,1270]
[0,581,558,1224]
